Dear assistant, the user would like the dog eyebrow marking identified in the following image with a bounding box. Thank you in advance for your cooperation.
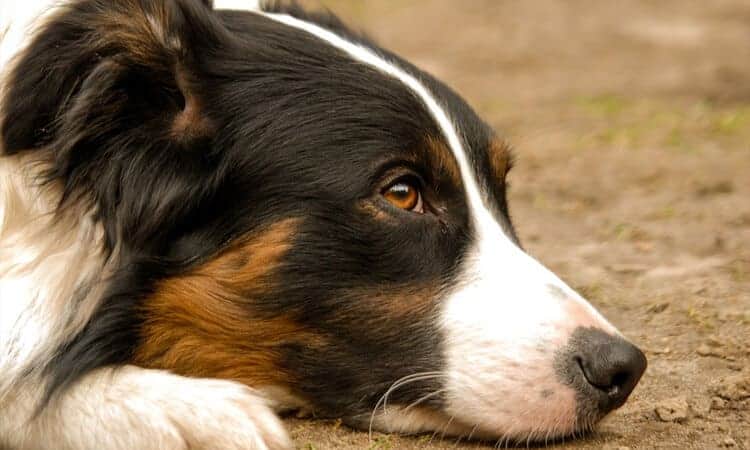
[254,9,492,230]
[488,139,513,184]
[424,136,462,187]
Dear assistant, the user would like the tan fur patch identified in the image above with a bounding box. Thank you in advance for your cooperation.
[134,218,313,387]
[488,139,513,183]
[425,136,461,187]
[92,1,183,64]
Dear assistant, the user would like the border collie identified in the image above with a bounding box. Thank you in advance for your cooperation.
[0,1,647,448]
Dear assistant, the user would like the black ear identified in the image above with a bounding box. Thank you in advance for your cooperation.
[1,0,232,254]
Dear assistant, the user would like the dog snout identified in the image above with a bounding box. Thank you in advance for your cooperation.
[567,328,647,413]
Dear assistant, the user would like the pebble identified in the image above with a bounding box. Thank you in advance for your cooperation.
[722,437,737,447]
[713,372,750,401]
[711,397,728,410]
[697,343,723,358]
[707,335,724,347]
[689,397,712,418]
[649,347,672,355]
[728,363,743,371]
[655,396,689,423]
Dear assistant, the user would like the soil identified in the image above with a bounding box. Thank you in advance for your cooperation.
[288,1,750,448]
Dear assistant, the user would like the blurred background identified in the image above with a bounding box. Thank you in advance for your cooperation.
[291,1,750,448]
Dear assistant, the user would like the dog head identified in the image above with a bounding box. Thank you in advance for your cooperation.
[1,0,646,442]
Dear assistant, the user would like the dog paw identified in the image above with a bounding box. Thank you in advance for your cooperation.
[161,378,293,450]
[9,368,293,450]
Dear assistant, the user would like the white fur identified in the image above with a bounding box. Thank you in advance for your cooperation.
[0,2,291,449]
[0,153,108,394]
[3,366,291,450]
[253,5,622,441]
[0,0,58,74]
[0,0,107,407]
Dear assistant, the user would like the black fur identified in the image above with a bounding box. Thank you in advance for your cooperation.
[1,0,511,417]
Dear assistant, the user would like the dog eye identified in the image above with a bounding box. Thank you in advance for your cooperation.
[383,180,424,213]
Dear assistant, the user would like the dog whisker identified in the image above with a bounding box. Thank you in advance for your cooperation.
[439,414,455,441]
[402,388,445,413]
[368,371,443,441]
[467,422,479,442]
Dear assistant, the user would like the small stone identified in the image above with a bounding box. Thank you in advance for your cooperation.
[697,343,734,359]
[697,344,719,357]
[689,397,712,418]
[722,437,737,447]
[714,372,750,401]
[648,347,671,355]
[655,396,689,423]
[711,396,728,410]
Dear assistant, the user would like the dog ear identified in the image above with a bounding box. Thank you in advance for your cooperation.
[1,0,232,254]
[1,0,227,151]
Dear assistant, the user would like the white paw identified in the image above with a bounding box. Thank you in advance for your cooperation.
[5,368,293,450]
[153,378,294,450]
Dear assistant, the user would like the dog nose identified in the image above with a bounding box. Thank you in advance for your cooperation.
[575,333,647,413]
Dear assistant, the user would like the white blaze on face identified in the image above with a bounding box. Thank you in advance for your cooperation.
[234,3,621,439]
[441,201,620,437]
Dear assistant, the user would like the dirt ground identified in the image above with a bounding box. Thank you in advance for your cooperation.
[286,1,750,449]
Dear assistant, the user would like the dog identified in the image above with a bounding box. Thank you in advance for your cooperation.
[0,1,647,449]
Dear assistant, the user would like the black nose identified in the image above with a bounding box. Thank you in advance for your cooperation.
[574,332,647,413]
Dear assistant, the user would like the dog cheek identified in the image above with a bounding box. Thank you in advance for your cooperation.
[133,218,312,390]
[274,284,447,417]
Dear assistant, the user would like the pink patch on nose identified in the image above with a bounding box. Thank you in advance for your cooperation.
[547,285,619,346]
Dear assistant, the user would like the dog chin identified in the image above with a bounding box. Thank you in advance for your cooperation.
[347,402,586,444]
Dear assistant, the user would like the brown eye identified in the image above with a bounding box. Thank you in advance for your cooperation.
[383,181,424,213]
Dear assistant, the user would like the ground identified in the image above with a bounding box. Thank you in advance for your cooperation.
[286,1,750,449]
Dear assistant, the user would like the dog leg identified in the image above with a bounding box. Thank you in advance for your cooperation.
[3,366,292,450]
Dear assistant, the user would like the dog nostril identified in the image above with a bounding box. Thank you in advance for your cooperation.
[575,337,647,412]
[609,370,631,394]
